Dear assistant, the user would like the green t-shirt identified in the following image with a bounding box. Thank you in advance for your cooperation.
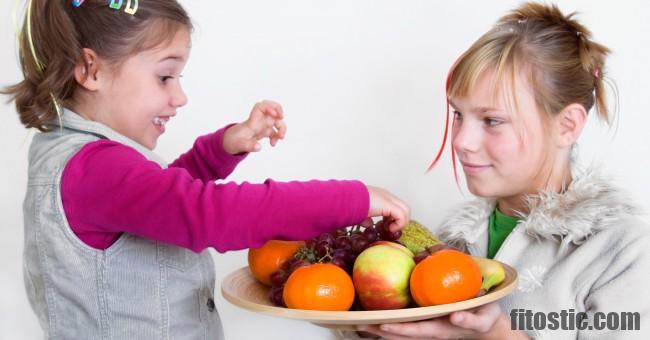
[487,208,519,259]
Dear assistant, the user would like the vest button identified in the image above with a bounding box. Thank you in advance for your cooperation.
[207,298,216,312]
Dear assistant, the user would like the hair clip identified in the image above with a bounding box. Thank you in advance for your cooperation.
[124,0,138,15]
[72,0,85,7]
[108,0,123,10]
[107,0,138,15]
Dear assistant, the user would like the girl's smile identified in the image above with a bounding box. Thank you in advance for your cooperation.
[460,161,492,175]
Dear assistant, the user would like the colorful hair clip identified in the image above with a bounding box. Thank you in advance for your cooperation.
[124,0,138,15]
[108,0,123,10]
[72,0,85,7]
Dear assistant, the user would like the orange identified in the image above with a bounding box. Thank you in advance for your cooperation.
[283,263,355,311]
[248,240,303,286]
[410,249,482,306]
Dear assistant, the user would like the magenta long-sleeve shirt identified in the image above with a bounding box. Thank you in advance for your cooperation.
[61,125,369,252]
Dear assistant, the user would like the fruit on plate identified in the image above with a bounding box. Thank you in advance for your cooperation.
[248,240,303,286]
[398,220,441,254]
[352,242,415,310]
[472,256,506,295]
[410,249,482,306]
[283,263,355,311]
[266,220,404,307]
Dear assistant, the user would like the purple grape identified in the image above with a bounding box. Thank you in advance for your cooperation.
[343,250,357,265]
[350,234,369,254]
[381,228,402,242]
[305,239,316,249]
[270,270,287,286]
[331,248,347,259]
[315,242,330,258]
[362,226,378,243]
[281,257,298,271]
[375,219,387,234]
[289,259,308,273]
[334,236,352,251]
[269,285,285,307]
[330,257,348,271]
[318,233,335,245]
[413,251,430,264]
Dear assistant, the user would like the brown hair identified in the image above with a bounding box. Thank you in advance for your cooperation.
[1,0,192,131]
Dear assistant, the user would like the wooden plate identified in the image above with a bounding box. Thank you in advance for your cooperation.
[221,263,518,330]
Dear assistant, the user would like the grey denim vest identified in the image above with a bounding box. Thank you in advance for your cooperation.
[23,109,224,339]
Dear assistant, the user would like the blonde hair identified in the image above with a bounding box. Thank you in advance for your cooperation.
[429,2,614,172]
[1,0,192,132]
[449,2,611,121]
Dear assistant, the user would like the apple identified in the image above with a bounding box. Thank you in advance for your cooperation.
[352,242,415,310]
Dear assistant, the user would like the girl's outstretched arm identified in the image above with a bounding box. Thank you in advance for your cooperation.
[62,140,409,252]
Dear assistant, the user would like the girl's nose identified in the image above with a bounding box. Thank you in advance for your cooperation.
[170,85,188,108]
[452,120,480,153]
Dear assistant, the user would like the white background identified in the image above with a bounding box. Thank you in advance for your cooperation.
[1,1,649,339]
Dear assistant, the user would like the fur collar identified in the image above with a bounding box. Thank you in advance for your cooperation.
[438,167,642,247]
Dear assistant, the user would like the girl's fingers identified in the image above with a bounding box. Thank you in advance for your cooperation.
[264,100,284,118]
[256,100,283,118]
[396,200,411,227]
[274,119,287,139]
[247,140,261,152]
[357,325,440,340]
[386,202,410,231]
[360,217,374,228]
[363,319,470,339]
[449,303,501,333]
[270,135,279,147]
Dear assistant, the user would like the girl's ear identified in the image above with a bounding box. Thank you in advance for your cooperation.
[74,48,101,91]
[556,103,588,147]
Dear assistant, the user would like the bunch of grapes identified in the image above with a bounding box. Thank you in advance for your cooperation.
[268,220,402,307]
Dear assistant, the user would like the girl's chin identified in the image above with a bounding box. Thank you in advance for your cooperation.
[465,182,497,198]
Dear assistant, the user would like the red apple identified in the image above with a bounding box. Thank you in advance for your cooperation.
[352,242,415,310]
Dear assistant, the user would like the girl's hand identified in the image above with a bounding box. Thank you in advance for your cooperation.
[362,186,411,232]
[223,100,287,155]
[357,303,529,340]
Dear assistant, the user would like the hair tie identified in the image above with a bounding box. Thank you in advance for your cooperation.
[72,0,85,7]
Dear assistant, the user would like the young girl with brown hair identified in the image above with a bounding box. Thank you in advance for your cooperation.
[2,1,409,338]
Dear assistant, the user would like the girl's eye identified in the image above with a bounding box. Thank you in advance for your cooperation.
[159,75,173,83]
[453,111,462,120]
[484,118,503,127]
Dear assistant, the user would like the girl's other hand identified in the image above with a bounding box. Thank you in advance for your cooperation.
[357,303,529,340]
[363,186,411,232]
[223,100,287,154]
